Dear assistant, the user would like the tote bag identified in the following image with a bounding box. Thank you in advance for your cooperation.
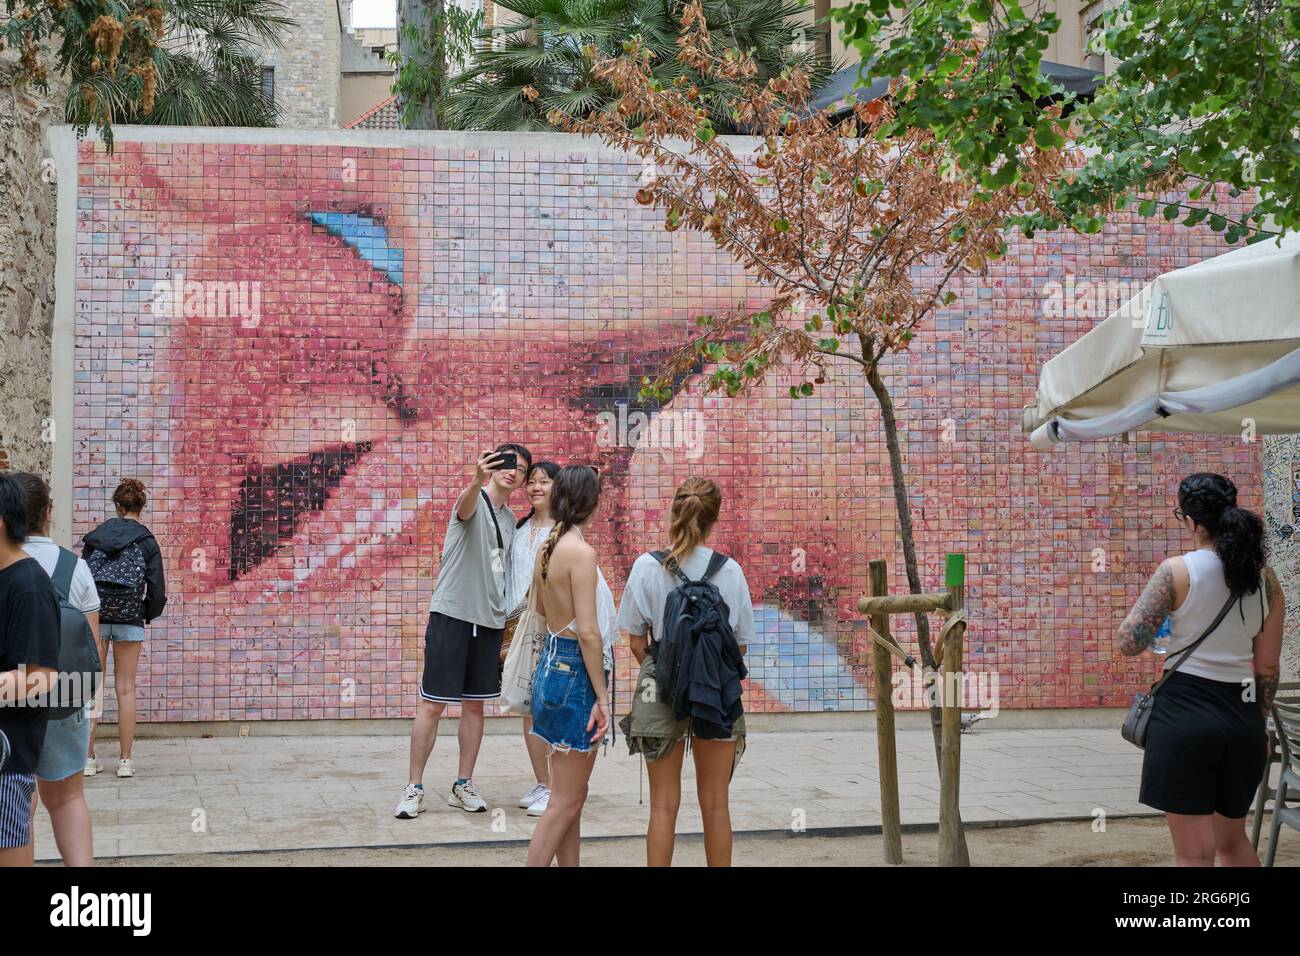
[500,588,547,715]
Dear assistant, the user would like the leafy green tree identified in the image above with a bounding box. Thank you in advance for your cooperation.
[832,0,1293,243]
[1055,0,1298,243]
[447,0,837,131]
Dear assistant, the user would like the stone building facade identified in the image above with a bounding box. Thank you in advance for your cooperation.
[0,46,64,477]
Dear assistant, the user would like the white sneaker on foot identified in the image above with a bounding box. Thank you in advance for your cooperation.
[526,787,550,817]
[517,782,547,809]
[117,758,135,778]
[395,784,425,819]
[84,755,102,777]
[448,780,487,813]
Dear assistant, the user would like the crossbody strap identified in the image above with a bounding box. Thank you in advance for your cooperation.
[480,490,504,553]
[51,547,77,602]
[1149,591,1237,694]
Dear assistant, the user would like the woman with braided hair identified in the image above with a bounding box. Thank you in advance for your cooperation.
[1118,472,1285,866]
[525,465,615,867]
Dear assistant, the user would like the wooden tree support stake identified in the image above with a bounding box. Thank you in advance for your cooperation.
[938,552,968,867]
[859,553,971,867]
[869,559,904,864]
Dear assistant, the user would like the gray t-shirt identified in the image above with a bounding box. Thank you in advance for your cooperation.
[616,547,755,649]
[428,492,516,629]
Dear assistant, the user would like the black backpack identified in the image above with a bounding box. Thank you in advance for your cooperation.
[85,540,148,623]
[47,549,102,720]
[650,550,736,720]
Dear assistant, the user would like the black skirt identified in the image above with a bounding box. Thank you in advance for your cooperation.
[1139,670,1268,818]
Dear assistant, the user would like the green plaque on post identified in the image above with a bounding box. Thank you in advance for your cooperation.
[945,553,965,589]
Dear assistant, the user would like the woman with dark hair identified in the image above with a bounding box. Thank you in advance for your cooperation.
[616,476,755,867]
[0,472,62,867]
[81,479,167,780]
[1118,472,1285,866]
[15,474,100,866]
[503,459,560,816]
[525,465,614,867]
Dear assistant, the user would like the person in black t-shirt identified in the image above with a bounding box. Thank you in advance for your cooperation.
[0,473,62,867]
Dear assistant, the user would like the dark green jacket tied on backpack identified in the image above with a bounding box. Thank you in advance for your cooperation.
[82,518,167,626]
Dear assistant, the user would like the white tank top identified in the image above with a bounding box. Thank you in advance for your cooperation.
[1165,549,1268,684]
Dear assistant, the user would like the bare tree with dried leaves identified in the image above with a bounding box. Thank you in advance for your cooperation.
[552,0,1079,864]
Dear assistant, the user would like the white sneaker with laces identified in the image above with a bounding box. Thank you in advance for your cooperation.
[84,755,102,777]
[117,758,135,778]
[448,779,487,813]
[395,784,425,819]
[526,787,550,817]
[517,782,547,809]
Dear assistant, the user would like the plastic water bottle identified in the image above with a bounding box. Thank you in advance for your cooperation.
[1152,615,1172,656]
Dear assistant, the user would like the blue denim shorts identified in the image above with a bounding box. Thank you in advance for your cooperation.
[530,636,604,754]
[102,622,145,642]
[36,705,92,782]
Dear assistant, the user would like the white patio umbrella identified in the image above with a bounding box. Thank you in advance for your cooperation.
[1022,232,1300,449]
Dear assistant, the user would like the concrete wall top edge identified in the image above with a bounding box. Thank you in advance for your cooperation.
[46,125,766,154]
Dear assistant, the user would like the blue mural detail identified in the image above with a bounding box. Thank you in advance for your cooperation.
[308,212,404,285]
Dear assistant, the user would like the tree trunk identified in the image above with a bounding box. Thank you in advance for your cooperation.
[397,0,446,129]
[866,359,971,867]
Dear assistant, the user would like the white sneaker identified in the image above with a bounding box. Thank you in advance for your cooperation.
[526,787,550,817]
[117,758,135,778]
[517,782,547,809]
[448,780,487,813]
[84,755,102,777]
[395,784,425,819]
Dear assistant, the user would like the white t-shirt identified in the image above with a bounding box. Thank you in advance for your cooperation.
[616,547,755,650]
[21,537,101,615]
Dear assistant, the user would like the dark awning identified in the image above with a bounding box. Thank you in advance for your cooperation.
[810,60,1103,116]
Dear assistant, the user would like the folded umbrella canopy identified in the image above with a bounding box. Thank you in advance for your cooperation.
[1022,232,1300,449]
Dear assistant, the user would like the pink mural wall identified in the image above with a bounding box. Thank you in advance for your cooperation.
[69,134,1261,722]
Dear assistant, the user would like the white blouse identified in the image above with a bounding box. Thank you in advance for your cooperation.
[505,516,554,619]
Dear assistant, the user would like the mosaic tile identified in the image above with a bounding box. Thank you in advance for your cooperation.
[71,138,1263,722]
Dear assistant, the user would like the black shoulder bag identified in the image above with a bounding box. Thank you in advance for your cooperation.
[1121,593,1236,749]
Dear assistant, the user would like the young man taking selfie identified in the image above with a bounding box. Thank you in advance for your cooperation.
[396,443,530,819]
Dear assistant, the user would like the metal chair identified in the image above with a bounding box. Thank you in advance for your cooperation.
[1264,695,1300,867]
[1251,681,1300,850]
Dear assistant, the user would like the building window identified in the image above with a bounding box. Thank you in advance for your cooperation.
[261,66,275,103]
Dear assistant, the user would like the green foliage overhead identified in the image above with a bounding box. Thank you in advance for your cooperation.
[3,0,292,144]
[1052,0,1299,243]
[447,0,839,132]
[834,0,1297,243]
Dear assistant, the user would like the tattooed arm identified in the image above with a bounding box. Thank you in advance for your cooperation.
[1118,560,1177,656]
[1253,565,1285,716]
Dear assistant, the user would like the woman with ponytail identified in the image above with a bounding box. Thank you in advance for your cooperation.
[525,465,615,867]
[616,477,756,866]
[1118,472,1284,866]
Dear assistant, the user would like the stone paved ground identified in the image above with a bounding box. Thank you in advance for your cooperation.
[36,725,1164,861]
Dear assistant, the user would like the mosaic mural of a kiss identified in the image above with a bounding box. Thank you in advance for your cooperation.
[70,136,1261,722]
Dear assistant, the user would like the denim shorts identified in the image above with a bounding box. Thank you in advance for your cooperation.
[102,622,145,642]
[530,636,606,754]
[36,706,92,782]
